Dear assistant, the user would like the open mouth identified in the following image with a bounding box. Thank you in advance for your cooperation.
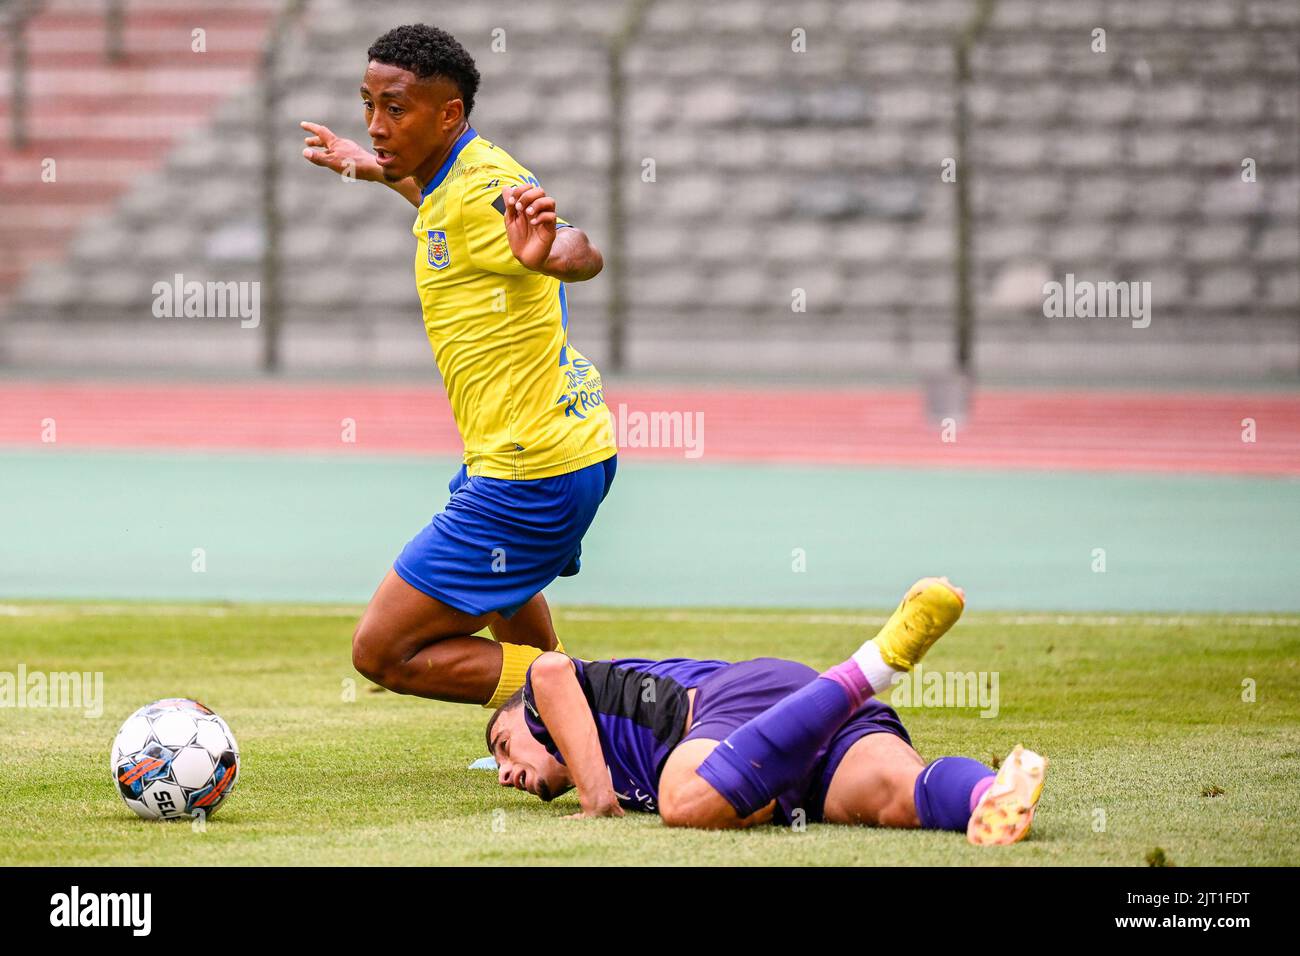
[374,148,395,166]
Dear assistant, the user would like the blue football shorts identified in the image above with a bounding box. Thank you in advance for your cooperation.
[393,455,617,618]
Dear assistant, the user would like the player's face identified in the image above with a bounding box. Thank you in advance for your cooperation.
[490,707,572,802]
[360,61,464,185]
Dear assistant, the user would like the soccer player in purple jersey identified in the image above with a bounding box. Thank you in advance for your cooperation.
[485,578,1048,845]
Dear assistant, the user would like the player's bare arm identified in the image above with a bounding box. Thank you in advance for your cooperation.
[502,184,604,281]
[300,120,422,206]
[302,131,602,278]
[529,652,624,819]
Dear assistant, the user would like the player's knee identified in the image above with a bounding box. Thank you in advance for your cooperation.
[874,796,920,828]
[659,776,735,829]
[876,769,922,828]
[659,792,706,829]
[351,619,397,688]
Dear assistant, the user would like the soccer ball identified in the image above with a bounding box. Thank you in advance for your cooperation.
[111,698,240,820]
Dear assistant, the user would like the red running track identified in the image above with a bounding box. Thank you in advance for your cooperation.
[1,381,1297,476]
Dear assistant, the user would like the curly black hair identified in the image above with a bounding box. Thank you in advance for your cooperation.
[367,24,481,116]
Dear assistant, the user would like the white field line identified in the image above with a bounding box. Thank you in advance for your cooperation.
[0,604,1297,628]
[557,610,1300,628]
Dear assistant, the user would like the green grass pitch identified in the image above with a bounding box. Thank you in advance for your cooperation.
[2,602,1298,866]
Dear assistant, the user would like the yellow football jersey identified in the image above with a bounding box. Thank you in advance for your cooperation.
[411,127,616,480]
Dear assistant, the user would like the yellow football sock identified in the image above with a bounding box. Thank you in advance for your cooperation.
[485,642,543,709]
[554,638,566,655]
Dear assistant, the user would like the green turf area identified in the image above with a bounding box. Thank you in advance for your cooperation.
[2,602,1297,866]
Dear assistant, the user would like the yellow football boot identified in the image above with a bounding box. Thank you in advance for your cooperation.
[967,745,1048,846]
[870,576,966,672]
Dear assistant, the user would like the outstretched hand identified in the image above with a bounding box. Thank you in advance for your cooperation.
[503,183,559,272]
[300,120,381,182]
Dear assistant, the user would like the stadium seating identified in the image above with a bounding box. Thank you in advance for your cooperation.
[0,0,273,316]
[2,0,1296,376]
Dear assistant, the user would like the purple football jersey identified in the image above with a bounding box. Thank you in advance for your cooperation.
[522,657,728,813]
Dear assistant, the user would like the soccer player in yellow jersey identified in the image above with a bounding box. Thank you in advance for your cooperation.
[301,24,617,709]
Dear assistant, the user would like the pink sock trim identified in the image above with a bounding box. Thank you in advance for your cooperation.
[969,774,997,812]
[820,660,872,710]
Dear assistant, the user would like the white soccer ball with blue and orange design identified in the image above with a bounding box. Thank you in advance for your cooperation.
[111,698,240,820]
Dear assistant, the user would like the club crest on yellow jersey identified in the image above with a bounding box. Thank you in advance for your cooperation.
[427,230,450,269]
